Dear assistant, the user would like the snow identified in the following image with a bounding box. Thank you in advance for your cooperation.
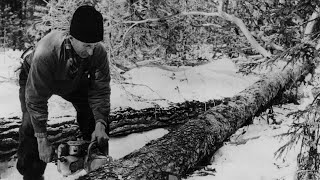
[0,50,22,118]
[185,105,302,180]
[0,49,310,180]
[111,56,258,110]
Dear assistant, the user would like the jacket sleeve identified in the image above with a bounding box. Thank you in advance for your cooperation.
[88,45,111,126]
[25,47,54,138]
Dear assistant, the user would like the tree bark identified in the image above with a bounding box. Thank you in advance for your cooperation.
[0,100,221,161]
[79,61,314,180]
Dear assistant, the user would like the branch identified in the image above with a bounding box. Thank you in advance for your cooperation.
[120,82,167,101]
[119,13,180,46]
[122,12,179,24]
[256,34,285,52]
[305,10,320,106]
[262,37,284,52]
[218,0,225,13]
[119,23,140,46]
[191,22,222,28]
[122,18,161,24]
[304,10,319,37]
[114,59,191,72]
[119,11,220,25]
[201,23,222,28]
[218,0,270,57]
[180,11,220,17]
[181,2,271,58]
[219,11,271,58]
[116,0,271,59]
[232,55,264,61]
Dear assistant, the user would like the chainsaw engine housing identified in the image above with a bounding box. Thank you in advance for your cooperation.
[56,140,111,177]
[56,140,88,176]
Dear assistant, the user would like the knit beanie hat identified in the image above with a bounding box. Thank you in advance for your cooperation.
[70,5,103,43]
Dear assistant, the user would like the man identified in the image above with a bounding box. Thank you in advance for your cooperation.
[17,5,110,180]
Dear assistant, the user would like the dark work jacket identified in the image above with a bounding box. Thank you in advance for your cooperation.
[25,30,111,136]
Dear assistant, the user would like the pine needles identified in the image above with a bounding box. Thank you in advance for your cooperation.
[275,96,320,180]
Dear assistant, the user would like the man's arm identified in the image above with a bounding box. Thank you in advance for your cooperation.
[25,48,54,137]
[88,45,111,127]
[88,45,111,148]
[25,47,54,162]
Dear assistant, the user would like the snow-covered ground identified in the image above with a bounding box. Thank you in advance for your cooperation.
[0,49,311,180]
[186,104,302,180]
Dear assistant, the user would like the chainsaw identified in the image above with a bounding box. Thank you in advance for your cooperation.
[56,140,112,177]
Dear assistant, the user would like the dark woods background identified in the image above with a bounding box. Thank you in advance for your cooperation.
[1,0,320,59]
[0,0,47,50]
[1,0,320,71]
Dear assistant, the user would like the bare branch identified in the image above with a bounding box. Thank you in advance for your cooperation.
[120,23,140,46]
[220,11,271,58]
[122,12,179,25]
[122,18,161,24]
[117,59,192,72]
[218,0,225,13]
[304,10,319,37]
[181,9,272,58]
[201,23,222,28]
[111,0,272,64]
[180,11,220,17]
[258,35,285,52]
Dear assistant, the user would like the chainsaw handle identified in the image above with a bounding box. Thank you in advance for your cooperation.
[87,140,98,157]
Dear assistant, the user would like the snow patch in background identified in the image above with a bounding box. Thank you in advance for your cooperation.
[0,50,22,118]
[0,82,20,117]
[0,49,21,81]
[112,58,258,110]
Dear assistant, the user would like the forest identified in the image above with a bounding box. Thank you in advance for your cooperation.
[2,0,320,179]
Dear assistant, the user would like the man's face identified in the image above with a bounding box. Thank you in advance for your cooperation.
[70,36,98,58]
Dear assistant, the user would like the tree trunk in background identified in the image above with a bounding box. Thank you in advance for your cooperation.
[0,100,221,160]
[79,61,314,180]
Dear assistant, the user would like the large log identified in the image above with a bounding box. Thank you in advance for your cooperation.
[79,61,314,180]
[0,100,221,161]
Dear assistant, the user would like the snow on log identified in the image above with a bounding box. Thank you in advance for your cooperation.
[79,61,314,180]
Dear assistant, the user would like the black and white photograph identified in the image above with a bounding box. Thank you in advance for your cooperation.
[1,0,320,179]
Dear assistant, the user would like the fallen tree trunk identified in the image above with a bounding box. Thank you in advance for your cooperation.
[0,100,221,160]
[79,61,314,180]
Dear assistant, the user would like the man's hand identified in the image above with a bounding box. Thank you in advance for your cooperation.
[91,121,109,147]
[37,137,53,163]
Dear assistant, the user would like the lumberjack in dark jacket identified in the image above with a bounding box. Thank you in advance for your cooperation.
[17,5,110,180]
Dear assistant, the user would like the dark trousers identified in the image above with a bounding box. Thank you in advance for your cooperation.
[16,65,95,179]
